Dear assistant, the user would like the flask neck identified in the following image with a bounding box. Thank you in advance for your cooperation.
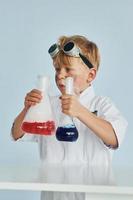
[65,77,74,95]
[36,75,49,92]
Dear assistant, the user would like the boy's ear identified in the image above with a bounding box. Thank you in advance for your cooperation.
[87,68,97,82]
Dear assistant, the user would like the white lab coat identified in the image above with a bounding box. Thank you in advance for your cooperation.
[17,85,128,200]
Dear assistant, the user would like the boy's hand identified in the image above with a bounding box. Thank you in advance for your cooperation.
[24,89,42,109]
[60,94,83,117]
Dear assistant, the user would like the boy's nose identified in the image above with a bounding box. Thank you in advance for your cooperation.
[57,68,67,79]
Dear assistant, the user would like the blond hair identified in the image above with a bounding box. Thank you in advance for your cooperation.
[52,35,100,70]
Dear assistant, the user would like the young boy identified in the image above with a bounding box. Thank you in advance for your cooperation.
[11,35,127,199]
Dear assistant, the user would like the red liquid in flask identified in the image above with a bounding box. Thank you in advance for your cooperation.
[22,121,55,135]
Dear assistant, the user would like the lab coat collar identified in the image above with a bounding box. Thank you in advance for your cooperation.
[79,85,95,105]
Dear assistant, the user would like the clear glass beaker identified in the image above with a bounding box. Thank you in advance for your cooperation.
[56,77,79,142]
[21,75,55,135]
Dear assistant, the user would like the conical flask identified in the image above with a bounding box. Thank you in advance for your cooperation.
[21,75,55,135]
[56,77,79,142]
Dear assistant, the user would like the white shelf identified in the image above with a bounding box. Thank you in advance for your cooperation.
[1,182,133,195]
[0,164,133,195]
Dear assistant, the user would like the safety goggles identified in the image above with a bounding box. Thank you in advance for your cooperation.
[48,41,93,69]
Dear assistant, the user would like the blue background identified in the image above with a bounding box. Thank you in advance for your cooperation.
[0,0,132,199]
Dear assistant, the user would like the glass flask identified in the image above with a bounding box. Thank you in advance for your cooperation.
[21,75,55,135]
[56,77,79,142]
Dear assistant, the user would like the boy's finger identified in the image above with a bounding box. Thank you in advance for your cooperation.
[31,89,42,94]
[25,96,41,103]
[26,92,42,99]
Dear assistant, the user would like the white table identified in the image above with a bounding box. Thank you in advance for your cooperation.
[0,164,133,199]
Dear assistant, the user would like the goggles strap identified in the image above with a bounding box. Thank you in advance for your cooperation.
[79,53,93,69]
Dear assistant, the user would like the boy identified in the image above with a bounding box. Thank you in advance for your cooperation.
[11,35,127,199]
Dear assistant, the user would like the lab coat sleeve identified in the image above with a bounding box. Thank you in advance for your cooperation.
[97,96,128,148]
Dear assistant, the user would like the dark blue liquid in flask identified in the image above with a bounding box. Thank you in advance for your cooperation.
[56,77,79,142]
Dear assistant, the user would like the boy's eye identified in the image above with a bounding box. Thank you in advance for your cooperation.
[66,68,70,72]
[66,68,73,72]
[55,68,60,72]
[55,67,73,73]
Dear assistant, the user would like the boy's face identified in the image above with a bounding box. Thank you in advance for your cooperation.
[53,57,96,94]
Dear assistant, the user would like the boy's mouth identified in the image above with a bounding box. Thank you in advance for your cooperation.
[56,80,66,93]
[57,79,65,88]
[58,84,65,91]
